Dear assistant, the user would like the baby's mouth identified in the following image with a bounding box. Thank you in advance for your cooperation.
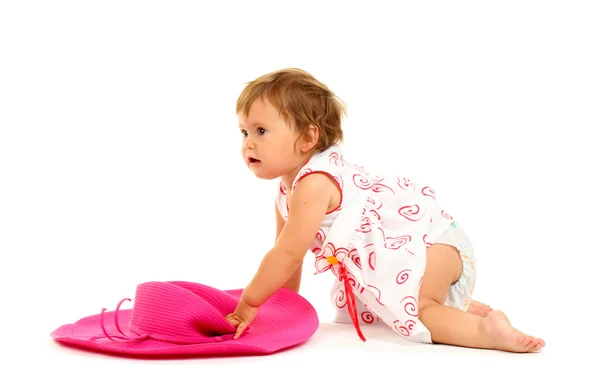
[248,158,261,163]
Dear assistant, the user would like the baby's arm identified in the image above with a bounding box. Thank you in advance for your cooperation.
[241,173,336,307]
[276,201,303,293]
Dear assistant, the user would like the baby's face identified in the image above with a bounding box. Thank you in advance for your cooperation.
[237,97,301,180]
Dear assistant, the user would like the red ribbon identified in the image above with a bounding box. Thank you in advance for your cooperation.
[338,263,366,342]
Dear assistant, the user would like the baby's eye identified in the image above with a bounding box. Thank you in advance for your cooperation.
[241,130,248,137]
[258,128,266,135]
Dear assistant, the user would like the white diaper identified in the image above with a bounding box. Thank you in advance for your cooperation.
[434,220,477,311]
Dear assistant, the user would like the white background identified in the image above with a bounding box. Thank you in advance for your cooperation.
[1,1,598,391]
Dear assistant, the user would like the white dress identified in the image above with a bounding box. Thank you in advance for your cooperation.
[275,145,477,343]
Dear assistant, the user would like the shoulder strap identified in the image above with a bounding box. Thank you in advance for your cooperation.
[292,146,345,192]
[274,181,288,219]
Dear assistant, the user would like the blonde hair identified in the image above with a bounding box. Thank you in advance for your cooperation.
[236,68,346,152]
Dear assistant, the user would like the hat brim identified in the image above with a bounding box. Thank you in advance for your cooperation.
[51,286,320,358]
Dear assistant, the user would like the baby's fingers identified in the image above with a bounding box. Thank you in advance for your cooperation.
[233,322,248,339]
[225,314,240,326]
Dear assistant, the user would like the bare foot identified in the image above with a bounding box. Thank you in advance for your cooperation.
[481,310,545,353]
[467,300,493,317]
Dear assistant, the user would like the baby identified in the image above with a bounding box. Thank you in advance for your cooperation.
[225,68,544,353]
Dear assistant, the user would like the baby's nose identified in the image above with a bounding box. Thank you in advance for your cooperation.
[243,135,255,149]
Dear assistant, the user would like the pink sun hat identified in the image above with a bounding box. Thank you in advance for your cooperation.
[51,281,320,358]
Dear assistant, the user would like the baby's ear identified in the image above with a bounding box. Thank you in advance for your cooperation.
[300,125,320,152]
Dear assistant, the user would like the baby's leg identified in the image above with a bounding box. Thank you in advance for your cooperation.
[467,300,493,317]
[418,243,544,352]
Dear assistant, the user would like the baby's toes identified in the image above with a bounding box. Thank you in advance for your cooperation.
[530,343,542,352]
[519,335,534,350]
[537,338,546,348]
[524,336,538,351]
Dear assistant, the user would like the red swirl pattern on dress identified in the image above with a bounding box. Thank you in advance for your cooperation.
[353,173,396,194]
[367,285,384,306]
[311,234,323,255]
[366,197,382,220]
[422,234,433,248]
[353,173,373,189]
[378,227,411,250]
[361,311,376,324]
[366,196,382,210]
[397,177,416,191]
[310,228,325,254]
[356,216,373,233]
[346,272,366,294]
[335,289,347,308]
[364,243,376,270]
[279,182,287,195]
[333,172,344,190]
[398,204,425,222]
[372,182,396,194]
[396,269,411,284]
[348,248,361,269]
[400,296,418,317]
[329,152,343,166]
[421,186,436,199]
[315,228,324,241]
[441,210,453,220]
[393,319,416,336]
[369,210,380,221]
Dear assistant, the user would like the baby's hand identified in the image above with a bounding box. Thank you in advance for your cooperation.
[225,298,259,339]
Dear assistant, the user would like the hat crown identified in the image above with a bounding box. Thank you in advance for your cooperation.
[129,281,238,343]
